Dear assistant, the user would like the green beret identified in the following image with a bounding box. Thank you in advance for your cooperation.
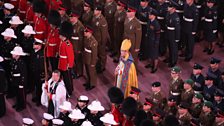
[194,93,203,100]
[203,101,213,108]
[184,79,194,86]
[171,66,181,73]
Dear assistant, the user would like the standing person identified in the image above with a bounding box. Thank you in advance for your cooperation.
[75,95,90,122]
[69,10,85,79]
[207,57,222,87]
[202,0,217,55]
[177,102,192,125]
[91,4,108,73]
[18,0,27,20]
[2,3,15,30]
[25,0,34,25]
[213,110,224,126]
[190,63,205,93]
[123,5,142,66]
[115,39,138,98]
[10,46,27,112]
[0,56,7,117]
[41,113,53,126]
[203,73,216,102]
[182,0,199,61]
[83,25,97,91]
[30,38,45,106]
[68,109,86,126]
[145,9,161,73]
[149,82,166,109]
[58,101,72,126]
[113,0,126,63]
[165,1,180,67]
[9,16,24,44]
[181,79,194,103]
[81,0,93,26]
[58,21,74,95]
[100,113,118,126]
[42,70,67,118]
[190,93,203,119]
[46,10,61,71]
[199,101,215,126]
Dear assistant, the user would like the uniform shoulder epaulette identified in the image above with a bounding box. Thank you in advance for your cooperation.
[66,40,70,46]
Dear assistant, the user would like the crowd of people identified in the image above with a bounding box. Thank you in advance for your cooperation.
[0,0,223,125]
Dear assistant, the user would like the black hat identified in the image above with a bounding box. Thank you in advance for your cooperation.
[58,4,67,11]
[94,4,103,11]
[69,10,81,17]
[117,0,127,7]
[193,63,204,70]
[210,57,221,64]
[84,0,93,8]
[178,102,190,109]
[121,97,138,117]
[214,89,224,97]
[190,119,200,126]
[130,86,141,95]
[127,5,137,12]
[168,0,179,8]
[48,10,61,26]
[144,98,154,106]
[205,72,216,81]
[140,119,155,126]
[148,9,158,16]
[33,0,47,14]
[164,115,179,126]
[107,87,124,104]
[141,0,149,2]
[152,82,161,87]
[207,0,216,3]
[134,110,148,126]
[153,108,165,118]
[84,25,94,33]
[59,21,73,38]
[168,95,177,102]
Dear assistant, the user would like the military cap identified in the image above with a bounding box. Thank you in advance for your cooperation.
[144,98,154,106]
[205,72,216,80]
[127,5,137,12]
[84,0,93,7]
[107,87,124,104]
[168,95,177,102]
[152,82,161,87]
[214,89,224,97]
[148,8,158,16]
[206,0,216,3]
[171,66,181,73]
[117,0,127,7]
[94,4,103,11]
[130,86,141,95]
[193,63,204,70]
[194,93,203,100]
[58,4,67,11]
[192,84,202,93]
[69,10,81,17]
[222,72,224,75]
[77,95,89,103]
[190,119,200,126]
[141,0,149,2]
[210,57,221,64]
[203,101,213,108]
[168,0,179,8]
[84,25,94,33]
[184,79,194,86]
[216,110,224,118]
[121,97,138,117]
[178,102,190,109]
[153,108,165,118]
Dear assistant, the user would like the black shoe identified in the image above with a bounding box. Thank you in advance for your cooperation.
[151,68,158,73]
[145,64,153,68]
[85,86,95,91]
[207,49,214,55]
[16,107,25,112]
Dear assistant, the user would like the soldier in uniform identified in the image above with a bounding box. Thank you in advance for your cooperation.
[208,57,222,87]
[181,79,194,103]
[150,82,166,109]
[75,95,90,122]
[190,93,203,119]
[136,0,151,61]
[58,101,72,126]
[30,38,45,106]
[0,56,6,117]
[213,89,224,112]
[18,0,27,20]
[155,0,168,56]
[49,0,62,11]
[202,0,217,55]
[214,110,224,126]
[190,63,205,93]
[123,5,142,66]
[68,109,86,126]
[145,9,161,73]
[33,0,48,41]
[152,108,165,126]
[41,113,54,126]
[0,28,17,98]
[46,10,61,71]
[203,73,216,102]
[91,5,108,73]
[182,0,199,61]
[142,98,153,119]
[199,101,215,126]
[165,1,180,67]
[129,86,141,102]
[81,0,93,25]
[177,102,192,126]
[169,66,184,104]
[58,4,70,22]
[113,0,126,63]
[58,21,75,95]
[10,46,27,112]
[103,0,117,55]
[83,25,97,91]
[218,72,224,92]
[69,10,85,79]
[25,0,34,25]
[87,100,104,126]
[2,3,15,31]
[164,96,178,116]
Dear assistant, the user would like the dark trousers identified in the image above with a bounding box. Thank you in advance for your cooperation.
[97,43,107,70]
[33,73,44,104]
[85,64,96,87]
[74,53,83,75]
[0,93,6,117]
[159,31,167,56]
[183,32,195,59]
[15,85,26,108]
[2,60,13,96]
[168,32,178,64]
[61,70,73,95]
[49,57,58,71]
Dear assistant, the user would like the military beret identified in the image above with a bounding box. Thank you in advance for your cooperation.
[194,93,203,100]
[178,102,190,109]
[58,4,67,11]
[94,4,103,11]
[193,63,204,70]
[144,98,154,106]
[148,9,158,16]
[210,57,221,64]
[84,0,93,7]
[203,101,213,108]
[184,79,194,86]
[168,95,177,102]
[207,0,216,3]
[84,25,94,33]
[214,89,224,97]
[171,66,181,73]
[153,108,165,118]
[152,82,161,87]
[127,5,137,12]
[130,86,141,95]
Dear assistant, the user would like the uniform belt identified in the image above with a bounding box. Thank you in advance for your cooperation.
[84,48,92,53]
[196,5,201,8]
[183,16,194,22]
[48,43,57,46]
[194,91,202,94]
[36,31,44,34]
[13,73,21,77]
[60,55,67,58]
[161,29,165,32]
[4,57,11,60]
[167,26,175,30]
[205,18,213,22]
[170,91,180,96]
[176,10,184,13]
[19,10,26,13]
[19,85,24,88]
[157,16,164,20]
[71,36,79,40]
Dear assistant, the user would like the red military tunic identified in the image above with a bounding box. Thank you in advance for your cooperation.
[122,116,134,126]
[34,15,48,41]
[26,4,34,25]
[49,0,62,10]
[9,0,19,10]
[111,104,123,126]
[58,39,74,71]
[46,26,60,58]
[18,0,27,20]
